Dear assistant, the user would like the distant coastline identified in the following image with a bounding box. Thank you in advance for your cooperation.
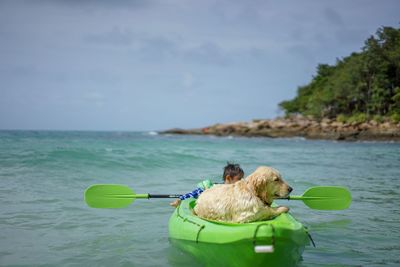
[160,115,400,141]
[163,26,400,142]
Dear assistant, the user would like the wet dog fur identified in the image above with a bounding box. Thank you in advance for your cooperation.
[193,166,292,223]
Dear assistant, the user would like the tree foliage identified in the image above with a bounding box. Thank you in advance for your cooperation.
[279,26,400,119]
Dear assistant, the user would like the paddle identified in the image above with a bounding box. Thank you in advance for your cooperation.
[84,184,351,210]
[84,184,181,209]
[276,186,352,210]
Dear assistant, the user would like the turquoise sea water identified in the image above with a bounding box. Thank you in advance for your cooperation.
[0,131,399,266]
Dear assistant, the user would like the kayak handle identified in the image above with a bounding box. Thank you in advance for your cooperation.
[254,245,274,253]
[253,224,275,254]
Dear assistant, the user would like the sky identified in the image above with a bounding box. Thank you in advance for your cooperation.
[0,0,399,131]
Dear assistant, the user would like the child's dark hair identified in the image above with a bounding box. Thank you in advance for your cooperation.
[223,162,244,181]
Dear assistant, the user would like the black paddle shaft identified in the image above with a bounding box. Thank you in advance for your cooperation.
[148,194,182,198]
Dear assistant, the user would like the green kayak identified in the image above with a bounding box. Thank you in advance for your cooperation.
[169,199,310,267]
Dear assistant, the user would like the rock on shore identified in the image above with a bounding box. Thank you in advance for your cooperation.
[160,115,400,141]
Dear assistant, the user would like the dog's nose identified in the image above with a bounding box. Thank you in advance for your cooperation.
[288,186,293,193]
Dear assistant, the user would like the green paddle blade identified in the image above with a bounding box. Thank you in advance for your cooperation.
[290,186,351,210]
[84,184,148,209]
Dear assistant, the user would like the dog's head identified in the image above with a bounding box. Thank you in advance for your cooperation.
[246,166,293,205]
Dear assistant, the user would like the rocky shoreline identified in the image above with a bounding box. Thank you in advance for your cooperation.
[161,115,400,141]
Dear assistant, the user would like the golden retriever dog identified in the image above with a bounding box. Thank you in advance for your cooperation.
[193,166,292,223]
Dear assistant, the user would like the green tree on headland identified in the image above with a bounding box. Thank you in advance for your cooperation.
[280,26,400,122]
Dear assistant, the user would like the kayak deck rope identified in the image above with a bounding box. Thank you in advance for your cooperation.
[176,203,205,243]
[304,226,316,247]
[195,225,205,243]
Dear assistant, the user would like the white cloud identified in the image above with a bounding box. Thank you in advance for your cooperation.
[182,73,195,89]
[82,91,105,108]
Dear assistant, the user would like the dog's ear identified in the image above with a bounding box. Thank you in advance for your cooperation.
[247,167,277,205]
[254,174,267,189]
[247,167,269,189]
[248,173,269,199]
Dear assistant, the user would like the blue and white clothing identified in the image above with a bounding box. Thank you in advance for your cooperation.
[178,187,204,200]
[178,179,214,200]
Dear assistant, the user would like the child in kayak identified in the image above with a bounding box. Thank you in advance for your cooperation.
[170,163,244,207]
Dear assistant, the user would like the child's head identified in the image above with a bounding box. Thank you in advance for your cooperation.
[223,163,244,184]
